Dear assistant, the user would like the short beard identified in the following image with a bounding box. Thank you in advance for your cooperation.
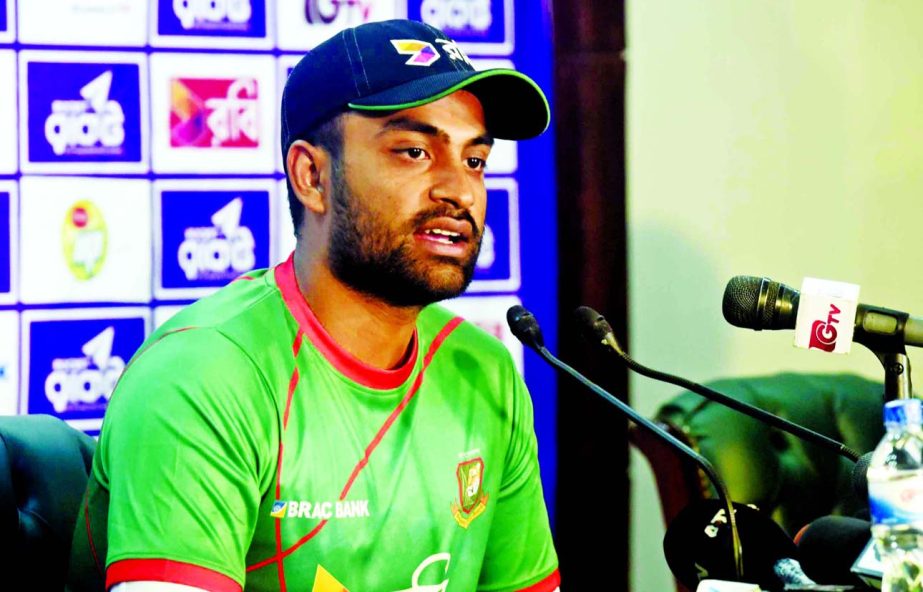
[326,160,481,308]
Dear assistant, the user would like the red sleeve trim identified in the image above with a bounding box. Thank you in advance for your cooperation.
[517,569,561,592]
[106,558,242,592]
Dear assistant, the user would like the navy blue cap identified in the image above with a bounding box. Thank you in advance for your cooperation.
[281,19,549,160]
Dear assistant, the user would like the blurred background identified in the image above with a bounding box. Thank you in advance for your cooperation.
[3,0,923,589]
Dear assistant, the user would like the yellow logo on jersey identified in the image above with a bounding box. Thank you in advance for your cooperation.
[62,200,107,281]
[451,458,488,529]
[312,564,349,592]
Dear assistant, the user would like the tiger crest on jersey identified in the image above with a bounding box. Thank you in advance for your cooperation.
[451,458,488,528]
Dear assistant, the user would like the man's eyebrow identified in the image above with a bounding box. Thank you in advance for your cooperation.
[376,116,494,147]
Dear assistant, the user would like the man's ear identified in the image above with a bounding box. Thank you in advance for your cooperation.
[287,140,330,215]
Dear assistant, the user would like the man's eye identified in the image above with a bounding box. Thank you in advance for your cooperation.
[404,148,425,159]
[467,157,486,170]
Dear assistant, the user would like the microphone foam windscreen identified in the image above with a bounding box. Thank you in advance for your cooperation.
[722,276,764,328]
[796,515,871,585]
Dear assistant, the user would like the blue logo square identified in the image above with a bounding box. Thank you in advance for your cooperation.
[473,187,512,283]
[0,191,9,296]
[158,0,267,38]
[26,60,143,165]
[0,1,8,35]
[159,188,271,293]
[26,315,147,422]
[409,0,509,46]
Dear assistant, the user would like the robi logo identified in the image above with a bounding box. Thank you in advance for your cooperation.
[171,77,260,148]
[44,327,125,414]
[420,0,492,33]
[808,303,841,352]
[44,71,126,157]
[178,197,255,281]
[173,0,252,29]
[304,0,373,25]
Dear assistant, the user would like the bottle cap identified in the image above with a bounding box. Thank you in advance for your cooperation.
[883,399,923,427]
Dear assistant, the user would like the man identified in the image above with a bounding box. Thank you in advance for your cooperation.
[68,19,559,592]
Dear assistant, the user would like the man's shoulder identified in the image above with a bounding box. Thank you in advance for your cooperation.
[418,303,515,365]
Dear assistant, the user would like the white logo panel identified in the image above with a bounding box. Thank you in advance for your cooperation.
[149,52,277,173]
[276,178,296,265]
[18,0,148,46]
[0,311,19,416]
[276,0,404,51]
[19,176,152,304]
[0,52,16,174]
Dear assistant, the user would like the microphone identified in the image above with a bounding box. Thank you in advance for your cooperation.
[664,500,828,591]
[795,516,876,587]
[506,305,745,582]
[722,275,923,351]
[573,306,861,462]
[850,452,874,504]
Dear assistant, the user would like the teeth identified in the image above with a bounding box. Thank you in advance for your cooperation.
[425,228,461,237]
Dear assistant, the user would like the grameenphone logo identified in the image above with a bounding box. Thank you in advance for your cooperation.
[157,184,271,297]
[158,0,268,38]
[24,57,144,169]
[24,313,147,421]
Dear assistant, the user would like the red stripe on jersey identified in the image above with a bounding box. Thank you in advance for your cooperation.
[107,558,241,592]
[282,367,299,429]
[274,255,419,390]
[518,569,561,592]
[246,315,465,573]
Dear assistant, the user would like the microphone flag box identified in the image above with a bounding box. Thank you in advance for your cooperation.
[793,277,860,354]
[851,539,883,589]
[695,580,760,592]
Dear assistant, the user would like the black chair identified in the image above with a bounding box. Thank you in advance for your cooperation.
[631,372,885,592]
[0,414,96,590]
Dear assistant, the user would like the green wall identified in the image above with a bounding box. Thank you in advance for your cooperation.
[626,1,923,589]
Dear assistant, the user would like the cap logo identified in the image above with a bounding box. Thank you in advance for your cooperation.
[390,39,441,67]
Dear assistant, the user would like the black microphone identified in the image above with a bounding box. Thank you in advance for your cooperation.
[664,500,835,591]
[573,306,862,462]
[506,305,745,582]
[850,452,874,504]
[722,275,923,352]
[795,516,876,587]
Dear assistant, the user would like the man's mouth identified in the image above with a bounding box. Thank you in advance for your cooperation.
[420,228,465,244]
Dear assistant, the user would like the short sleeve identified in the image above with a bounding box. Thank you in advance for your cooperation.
[98,328,279,590]
[478,367,559,592]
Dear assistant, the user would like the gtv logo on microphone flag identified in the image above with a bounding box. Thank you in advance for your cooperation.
[22,54,145,171]
[156,182,271,298]
[158,0,267,38]
[793,277,860,355]
[22,311,148,423]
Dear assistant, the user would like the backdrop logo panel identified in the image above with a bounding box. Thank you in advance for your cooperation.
[468,178,519,292]
[0,51,16,173]
[150,53,276,173]
[17,0,147,46]
[0,182,15,305]
[154,180,273,299]
[19,52,149,174]
[171,77,261,148]
[0,312,18,416]
[19,176,152,304]
[276,0,403,50]
[21,308,150,431]
[409,0,513,55]
[164,0,263,33]
[0,0,8,41]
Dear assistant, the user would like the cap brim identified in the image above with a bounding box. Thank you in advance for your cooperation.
[348,69,549,141]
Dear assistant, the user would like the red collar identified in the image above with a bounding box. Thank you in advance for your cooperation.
[274,254,419,390]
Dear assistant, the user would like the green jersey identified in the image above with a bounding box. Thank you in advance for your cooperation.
[68,255,559,592]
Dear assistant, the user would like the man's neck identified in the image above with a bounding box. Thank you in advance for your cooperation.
[293,250,421,371]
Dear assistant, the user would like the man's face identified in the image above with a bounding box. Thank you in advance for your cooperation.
[326,90,492,308]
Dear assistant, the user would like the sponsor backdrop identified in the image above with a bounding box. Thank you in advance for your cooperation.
[0,0,557,520]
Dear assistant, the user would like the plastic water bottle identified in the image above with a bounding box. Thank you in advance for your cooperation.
[868,398,923,592]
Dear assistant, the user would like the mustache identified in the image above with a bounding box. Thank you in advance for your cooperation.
[409,206,481,239]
